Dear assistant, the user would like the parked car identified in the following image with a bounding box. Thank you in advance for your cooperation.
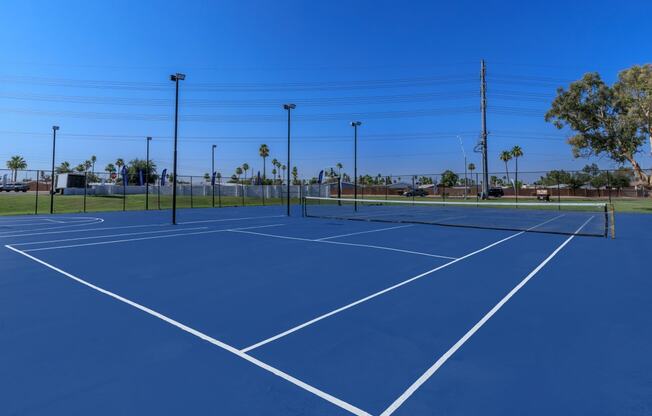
[1,183,29,192]
[478,187,504,198]
[403,188,428,197]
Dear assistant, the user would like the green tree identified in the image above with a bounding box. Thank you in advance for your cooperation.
[281,164,287,184]
[499,150,512,184]
[242,163,250,184]
[546,69,651,187]
[203,173,210,182]
[115,158,125,174]
[511,146,523,189]
[126,159,157,184]
[56,161,71,174]
[104,163,116,182]
[468,162,476,174]
[259,144,270,180]
[5,155,27,181]
[291,166,299,185]
[336,162,343,177]
[271,168,277,183]
[235,167,243,183]
[90,155,97,173]
[440,170,459,187]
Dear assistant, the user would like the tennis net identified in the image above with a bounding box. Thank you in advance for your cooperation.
[303,197,614,237]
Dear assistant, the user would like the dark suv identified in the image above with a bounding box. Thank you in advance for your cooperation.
[403,188,428,197]
[478,187,504,198]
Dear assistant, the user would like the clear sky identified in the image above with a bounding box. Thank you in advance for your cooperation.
[1,0,651,181]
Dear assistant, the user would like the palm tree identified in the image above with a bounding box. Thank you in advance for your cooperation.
[75,163,86,172]
[235,167,243,183]
[242,163,249,184]
[90,155,97,173]
[84,160,92,172]
[6,155,27,181]
[104,163,116,182]
[115,158,124,174]
[57,161,71,173]
[511,146,523,191]
[259,144,270,181]
[281,164,287,184]
[271,168,277,183]
[203,173,210,183]
[336,162,343,177]
[291,166,298,185]
[468,162,476,174]
[271,158,279,182]
[499,150,513,184]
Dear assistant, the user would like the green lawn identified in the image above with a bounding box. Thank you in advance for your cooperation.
[2,192,650,216]
[0,193,295,216]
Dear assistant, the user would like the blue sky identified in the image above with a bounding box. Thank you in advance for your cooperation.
[1,0,651,181]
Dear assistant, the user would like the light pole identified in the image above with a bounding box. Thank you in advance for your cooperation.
[351,121,361,211]
[457,135,468,199]
[146,136,152,210]
[283,104,296,216]
[170,73,185,225]
[49,125,59,214]
[211,144,216,208]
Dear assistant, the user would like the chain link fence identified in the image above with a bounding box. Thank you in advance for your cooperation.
[327,168,652,206]
[0,169,331,215]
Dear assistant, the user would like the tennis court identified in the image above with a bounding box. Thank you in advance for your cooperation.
[1,202,651,415]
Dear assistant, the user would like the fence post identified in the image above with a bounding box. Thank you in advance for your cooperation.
[606,170,612,203]
[218,177,222,208]
[34,170,40,215]
[190,176,194,209]
[83,171,87,213]
[157,179,161,210]
[557,176,561,210]
[123,175,126,211]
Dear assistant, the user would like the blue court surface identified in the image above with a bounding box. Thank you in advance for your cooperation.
[1,205,651,415]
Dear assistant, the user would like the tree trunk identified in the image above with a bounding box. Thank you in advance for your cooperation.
[625,154,651,188]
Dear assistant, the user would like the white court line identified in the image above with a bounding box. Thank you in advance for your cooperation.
[3,245,370,416]
[0,218,106,237]
[23,224,285,252]
[10,227,211,247]
[0,223,170,239]
[0,214,286,239]
[315,224,414,241]
[240,214,565,353]
[178,214,286,224]
[380,216,594,416]
[230,229,457,260]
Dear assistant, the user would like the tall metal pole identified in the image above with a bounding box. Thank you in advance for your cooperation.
[480,59,489,199]
[351,121,361,211]
[212,144,216,208]
[146,136,151,210]
[283,104,296,216]
[170,73,185,225]
[49,125,59,214]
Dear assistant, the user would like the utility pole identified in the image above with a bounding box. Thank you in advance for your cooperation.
[480,59,489,199]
